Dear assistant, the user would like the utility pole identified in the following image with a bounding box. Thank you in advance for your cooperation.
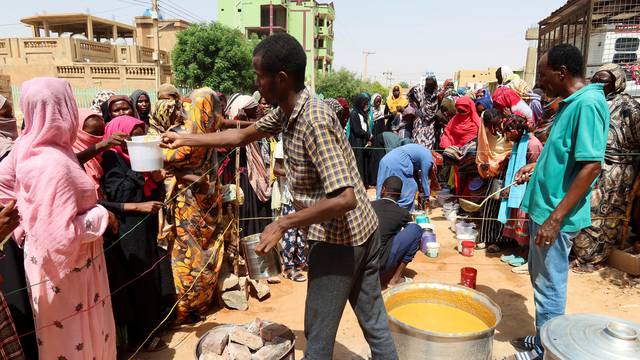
[152,0,161,92]
[362,50,375,81]
[309,3,316,94]
[383,71,393,87]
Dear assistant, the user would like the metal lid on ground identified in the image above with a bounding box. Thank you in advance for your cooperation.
[541,313,640,360]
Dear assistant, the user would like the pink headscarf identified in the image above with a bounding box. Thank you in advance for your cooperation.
[103,115,157,197]
[0,78,100,271]
[440,96,481,148]
[492,87,522,112]
[73,109,104,199]
[103,115,144,161]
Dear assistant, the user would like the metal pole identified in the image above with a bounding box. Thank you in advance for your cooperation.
[152,0,161,92]
[234,122,241,275]
[310,4,316,93]
[362,50,375,81]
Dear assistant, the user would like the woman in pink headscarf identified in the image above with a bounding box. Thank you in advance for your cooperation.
[0,78,117,359]
[72,109,106,199]
[100,115,168,352]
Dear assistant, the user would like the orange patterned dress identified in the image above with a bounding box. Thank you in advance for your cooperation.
[162,88,231,323]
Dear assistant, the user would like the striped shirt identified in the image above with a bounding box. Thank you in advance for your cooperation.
[255,89,378,246]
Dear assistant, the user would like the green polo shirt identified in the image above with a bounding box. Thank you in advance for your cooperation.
[521,83,610,232]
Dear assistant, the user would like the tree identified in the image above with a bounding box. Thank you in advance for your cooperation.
[399,81,410,89]
[172,23,255,94]
[316,68,389,104]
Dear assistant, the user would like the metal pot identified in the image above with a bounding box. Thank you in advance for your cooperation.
[541,314,640,360]
[195,322,295,360]
[382,282,501,360]
[241,234,283,280]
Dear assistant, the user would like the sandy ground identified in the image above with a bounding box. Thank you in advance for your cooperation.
[141,207,640,360]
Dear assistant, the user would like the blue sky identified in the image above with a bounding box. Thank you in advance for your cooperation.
[0,0,567,85]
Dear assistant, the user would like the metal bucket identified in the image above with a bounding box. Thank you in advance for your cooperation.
[383,282,501,360]
[241,234,283,280]
[195,322,296,360]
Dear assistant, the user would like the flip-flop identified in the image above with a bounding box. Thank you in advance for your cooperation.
[570,263,598,274]
[510,336,538,352]
[509,257,526,267]
[285,270,306,282]
[511,264,529,275]
[501,254,516,263]
[487,244,501,253]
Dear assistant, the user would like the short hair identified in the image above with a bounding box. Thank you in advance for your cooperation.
[382,176,403,196]
[482,108,501,125]
[547,44,584,77]
[253,33,307,90]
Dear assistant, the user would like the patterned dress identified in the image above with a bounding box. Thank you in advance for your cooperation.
[163,89,231,323]
[573,92,640,265]
[412,85,439,149]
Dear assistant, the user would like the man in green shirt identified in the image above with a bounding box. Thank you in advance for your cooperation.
[509,44,610,360]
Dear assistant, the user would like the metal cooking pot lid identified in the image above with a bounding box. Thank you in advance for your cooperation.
[541,314,640,360]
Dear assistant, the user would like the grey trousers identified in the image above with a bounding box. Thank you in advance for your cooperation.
[304,231,398,360]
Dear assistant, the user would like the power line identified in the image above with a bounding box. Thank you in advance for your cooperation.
[159,0,206,22]
[93,5,140,15]
[115,0,150,11]
[157,5,200,23]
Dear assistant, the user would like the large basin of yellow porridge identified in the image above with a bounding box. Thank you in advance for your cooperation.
[383,282,501,360]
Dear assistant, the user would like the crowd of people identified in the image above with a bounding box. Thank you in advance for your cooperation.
[0,32,637,360]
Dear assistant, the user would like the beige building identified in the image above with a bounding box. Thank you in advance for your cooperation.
[135,17,190,60]
[454,68,499,89]
[0,13,190,99]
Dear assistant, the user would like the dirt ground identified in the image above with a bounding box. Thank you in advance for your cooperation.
[142,207,640,360]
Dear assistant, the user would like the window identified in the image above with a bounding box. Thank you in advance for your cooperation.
[613,53,638,64]
[615,38,640,52]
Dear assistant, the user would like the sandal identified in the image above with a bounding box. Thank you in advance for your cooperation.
[143,336,168,352]
[510,336,538,352]
[284,270,306,282]
[511,264,529,275]
[570,262,598,274]
[503,349,542,360]
[267,276,281,284]
[501,254,516,263]
[487,244,501,253]
[508,257,526,267]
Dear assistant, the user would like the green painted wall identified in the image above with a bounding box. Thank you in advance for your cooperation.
[217,0,334,80]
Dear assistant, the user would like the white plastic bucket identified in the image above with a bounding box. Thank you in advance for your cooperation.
[426,242,440,258]
[125,135,163,172]
[456,230,478,253]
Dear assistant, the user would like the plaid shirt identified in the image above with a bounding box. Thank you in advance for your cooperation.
[256,89,378,246]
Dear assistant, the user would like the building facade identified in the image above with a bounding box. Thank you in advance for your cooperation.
[0,13,192,109]
[216,0,335,79]
[454,68,499,89]
[537,0,640,96]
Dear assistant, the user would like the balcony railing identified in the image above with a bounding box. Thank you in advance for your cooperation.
[0,37,168,65]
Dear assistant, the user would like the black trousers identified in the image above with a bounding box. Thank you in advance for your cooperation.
[304,231,398,360]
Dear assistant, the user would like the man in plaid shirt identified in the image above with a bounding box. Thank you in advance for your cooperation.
[163,34,397,360]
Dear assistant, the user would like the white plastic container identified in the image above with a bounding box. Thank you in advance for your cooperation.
[457,230,478,253]
[426,242,440,258]
[125,135,163,172]
[455,222,476,235]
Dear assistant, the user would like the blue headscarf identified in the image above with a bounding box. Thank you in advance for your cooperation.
[475,89,493,112]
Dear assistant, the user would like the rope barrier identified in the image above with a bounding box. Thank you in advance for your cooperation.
[349,146,640,156]
[4,148,237,298]
[128,220,234,359]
